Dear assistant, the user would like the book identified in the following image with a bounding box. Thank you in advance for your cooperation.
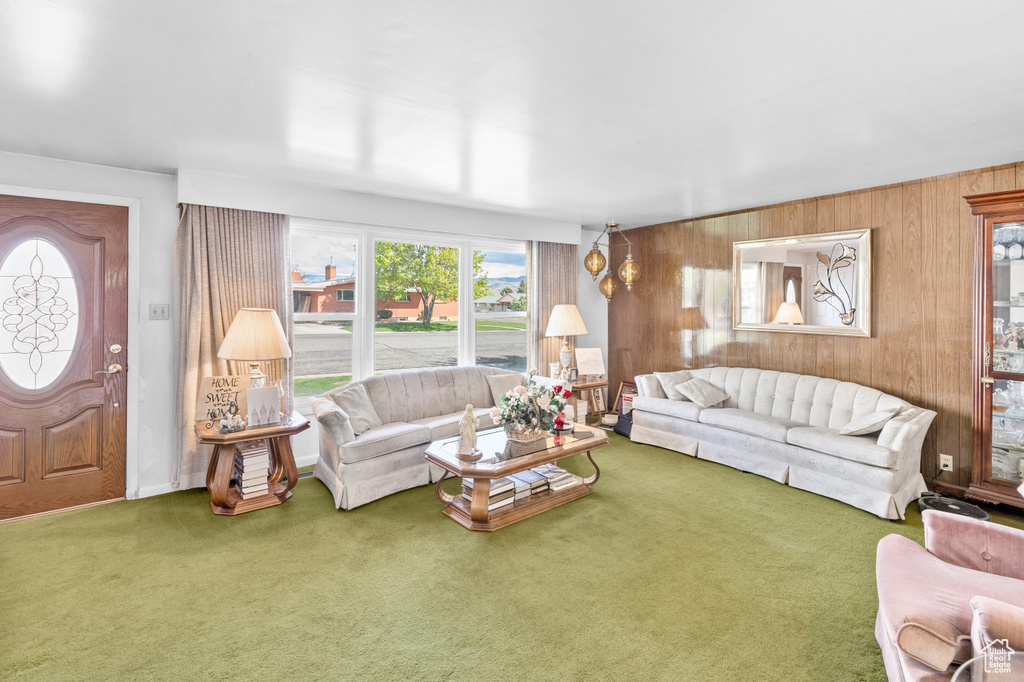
[550,474,583,492]
[507,473,534,500]
[241,482,269,494]
[461,488,516,509]
[461,477,514,497]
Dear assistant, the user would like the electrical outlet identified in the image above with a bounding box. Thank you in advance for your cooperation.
[939,454,953,471]
[148,303,170,321]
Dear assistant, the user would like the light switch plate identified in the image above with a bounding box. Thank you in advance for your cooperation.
[149,303,170,320]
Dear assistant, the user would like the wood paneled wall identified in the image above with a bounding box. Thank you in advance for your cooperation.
[608,161,1024,489]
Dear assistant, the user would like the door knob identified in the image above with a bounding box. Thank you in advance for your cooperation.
[95,364,123,375]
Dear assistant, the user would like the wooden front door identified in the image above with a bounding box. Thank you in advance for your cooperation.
[0,196,128,520]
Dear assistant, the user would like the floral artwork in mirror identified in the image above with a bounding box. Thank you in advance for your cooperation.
[732,229,871,337]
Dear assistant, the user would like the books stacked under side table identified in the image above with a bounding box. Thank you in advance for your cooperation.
[235,440,271,499]
[462,476,516,512]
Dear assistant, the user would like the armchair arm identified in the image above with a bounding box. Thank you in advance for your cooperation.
[309,395,355,470]
[970,596,1024,658]
[924,510,1024,580]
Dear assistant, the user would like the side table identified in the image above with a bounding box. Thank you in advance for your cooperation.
[194,411,310,516]
[571,379,609,422]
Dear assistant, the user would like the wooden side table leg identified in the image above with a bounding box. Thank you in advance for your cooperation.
[268,436,298,501]
[469,478,491,524]
[209,444,236,510]
[583,450,601,486]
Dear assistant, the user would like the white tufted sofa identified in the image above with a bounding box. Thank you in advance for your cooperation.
[313,366,567,510]
[630,367,937,519]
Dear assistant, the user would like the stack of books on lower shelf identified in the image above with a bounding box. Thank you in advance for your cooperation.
[461,476,516,511]
[235,440,271,499]
[532,464,583,492]
[508,470,547,498]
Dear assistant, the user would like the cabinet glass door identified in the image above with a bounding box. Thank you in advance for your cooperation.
[991,219,1024,482]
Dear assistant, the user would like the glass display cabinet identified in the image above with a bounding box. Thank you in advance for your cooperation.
[968,190,1024,508]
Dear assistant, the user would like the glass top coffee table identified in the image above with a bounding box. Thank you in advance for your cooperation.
[424,425,608,531]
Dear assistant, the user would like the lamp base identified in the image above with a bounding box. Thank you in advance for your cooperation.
[559,338,572,383]
[247,362,266,389]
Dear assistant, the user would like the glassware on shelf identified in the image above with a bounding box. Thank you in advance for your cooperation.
[995,318,1008,349]
[993,388,1011,413]
[1011,228,1024,260]
[995,227,1012,260]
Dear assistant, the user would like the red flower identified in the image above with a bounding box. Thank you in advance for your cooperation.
[558,411,566,419]
[552,385,562,394]
[562,389,572,398]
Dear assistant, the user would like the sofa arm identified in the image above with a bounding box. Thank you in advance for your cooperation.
[971,596,1024,659]
[309,395,355,470]
[924,510,1024,580]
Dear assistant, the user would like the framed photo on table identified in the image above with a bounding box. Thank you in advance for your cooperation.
[575,348,605,380]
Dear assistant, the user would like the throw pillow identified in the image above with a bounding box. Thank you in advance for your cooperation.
[486,373,525,407]
[839,407,900,436]
[675,378,728,408]
[330,383,383,436]
[653,370,692,401]
[309,395,355,444]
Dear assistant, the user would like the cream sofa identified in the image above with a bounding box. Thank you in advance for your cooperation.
[312,366,566,510]
[630,367,937,519]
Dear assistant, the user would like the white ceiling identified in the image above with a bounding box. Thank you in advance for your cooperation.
[2,0,1023,229]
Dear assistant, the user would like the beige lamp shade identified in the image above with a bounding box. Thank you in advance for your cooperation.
[545,304,589,338]
[218,308,292,361]
[773,302,804,325]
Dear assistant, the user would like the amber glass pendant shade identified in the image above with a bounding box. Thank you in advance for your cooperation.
[584,244,606,281]
[618,249,640,291]
[599,272,620,301]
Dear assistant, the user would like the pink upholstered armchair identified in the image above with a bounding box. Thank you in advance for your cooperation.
[876,510,1024,681]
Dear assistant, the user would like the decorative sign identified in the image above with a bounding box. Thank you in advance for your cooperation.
[195,376,247,421]
[247,386,281,427]
[574,347,606,377]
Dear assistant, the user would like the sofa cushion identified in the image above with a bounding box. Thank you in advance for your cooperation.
[876,533,1024,672]
[787,426,897,469]
[485,373,524,408]
[676,378,728,408]
[840,407,900,436]
[697,408,801,444]
[411,407,494,441]
[632,396,702,422]
[654,370,691,401]
[331,383,383,435]
[971,596,1024,660]
[310,395,355,444]
[338,422,431,464]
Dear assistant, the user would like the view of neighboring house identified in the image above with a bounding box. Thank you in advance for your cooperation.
[474,293,514,312]
[291,264,460,321]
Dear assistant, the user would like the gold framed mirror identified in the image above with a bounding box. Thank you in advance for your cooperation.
[732,229,871,337]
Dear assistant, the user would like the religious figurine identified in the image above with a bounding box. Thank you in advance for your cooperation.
[457,404,482,462]
[219,400,246,432]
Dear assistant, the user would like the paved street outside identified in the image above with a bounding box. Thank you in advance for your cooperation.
[292,325,527,376]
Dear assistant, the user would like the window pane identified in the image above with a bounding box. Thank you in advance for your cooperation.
[292,320,353,416]
[473,249,527,371]
[291,234,357,314]
[374,241,459,372]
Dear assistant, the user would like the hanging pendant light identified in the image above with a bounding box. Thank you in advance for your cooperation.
[618,247,640,291]
[583,243,607,281]
[599,268,620,302]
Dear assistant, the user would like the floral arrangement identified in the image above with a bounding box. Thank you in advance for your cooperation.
[490,382,572,438]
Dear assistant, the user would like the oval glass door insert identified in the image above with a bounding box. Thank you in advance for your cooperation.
[0,238,79,389]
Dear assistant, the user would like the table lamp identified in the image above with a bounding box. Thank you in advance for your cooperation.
[773,302,804,325]
[217,308,291,387]
[544,304,588,380]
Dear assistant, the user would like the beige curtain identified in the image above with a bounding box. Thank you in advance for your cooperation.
[528,241,579,374]
[762,262,784,324]
[172,205,293,489]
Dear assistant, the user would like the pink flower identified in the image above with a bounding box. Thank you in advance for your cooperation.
[513,385,527,395]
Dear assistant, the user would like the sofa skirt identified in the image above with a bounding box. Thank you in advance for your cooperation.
[630,411,924,520]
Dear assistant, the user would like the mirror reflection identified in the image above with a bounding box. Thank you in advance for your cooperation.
[733,229,871,337]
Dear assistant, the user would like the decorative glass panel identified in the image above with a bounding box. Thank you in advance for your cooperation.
[0,238,79,390]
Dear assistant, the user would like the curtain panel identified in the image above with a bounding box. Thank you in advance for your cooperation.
[172,204,293,489]
[528,241,579,375]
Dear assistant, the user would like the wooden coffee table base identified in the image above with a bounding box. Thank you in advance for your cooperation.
[433,451,601,532]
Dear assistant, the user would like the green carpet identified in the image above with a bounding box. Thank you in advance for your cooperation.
[3,435,1024,682]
